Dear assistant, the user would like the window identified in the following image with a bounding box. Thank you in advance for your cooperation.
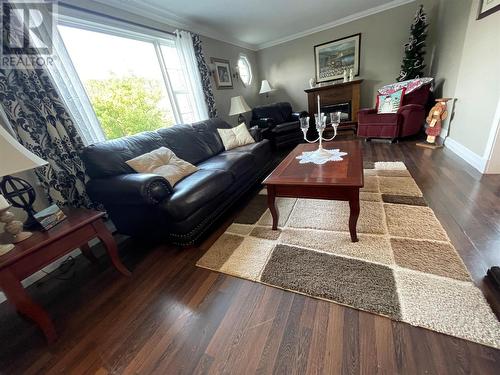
[237,54,252,86]
[58,23,198,140]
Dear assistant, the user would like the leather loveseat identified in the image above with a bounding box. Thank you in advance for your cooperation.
[250,102,307,150]
[81,118,272,245]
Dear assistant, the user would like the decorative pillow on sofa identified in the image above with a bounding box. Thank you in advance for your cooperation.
[378,77,433,96]
[376,88,406,114]
[217,123,255,150]
[126,147,198,186]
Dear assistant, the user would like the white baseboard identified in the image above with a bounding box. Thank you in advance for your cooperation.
[444,137,487,173]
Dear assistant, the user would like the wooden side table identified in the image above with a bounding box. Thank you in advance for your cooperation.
[0,208,131,343]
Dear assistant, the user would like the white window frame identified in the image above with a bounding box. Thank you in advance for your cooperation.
[57,15,193,127]
[237,54,252,86]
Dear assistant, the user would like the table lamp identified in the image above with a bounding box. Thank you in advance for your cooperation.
[228,96,251,125]
[0,125,48,245]
[259,79,275,98]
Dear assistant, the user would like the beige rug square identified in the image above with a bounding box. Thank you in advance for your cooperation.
[375,161,407,170]
[379,176,422,197]
[360,175,379,192]
[287,199,386,234]
[280,228,393,265]
[384,203,448,241]
[257,197,296,227]
[395,269,500,349]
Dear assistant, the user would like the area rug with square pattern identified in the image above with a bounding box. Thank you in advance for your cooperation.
[196,161,500,349]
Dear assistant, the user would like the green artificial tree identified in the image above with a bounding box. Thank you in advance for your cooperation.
[397,5,428,82]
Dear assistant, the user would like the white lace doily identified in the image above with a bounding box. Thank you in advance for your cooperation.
[296,148,348,165]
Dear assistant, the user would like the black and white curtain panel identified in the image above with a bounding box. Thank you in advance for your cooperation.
[192,34,218,118]
[0,7,92,208]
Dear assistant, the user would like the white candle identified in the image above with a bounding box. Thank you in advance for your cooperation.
[317,95,321,120]
[0,195,10,210]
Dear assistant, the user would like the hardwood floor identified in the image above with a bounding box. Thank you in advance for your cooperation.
[1,140,499,374]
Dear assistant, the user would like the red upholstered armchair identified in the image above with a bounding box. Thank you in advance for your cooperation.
[357,83,431,141]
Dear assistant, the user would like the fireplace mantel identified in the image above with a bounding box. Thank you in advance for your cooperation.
[305,79,363,131]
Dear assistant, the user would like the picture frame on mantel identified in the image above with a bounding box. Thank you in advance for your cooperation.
[211,57,233,89]
[314,33,361,83]
[477,0,500,19]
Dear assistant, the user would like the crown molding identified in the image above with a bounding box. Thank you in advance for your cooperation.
[89,0,259,50]
[256,0,415,50]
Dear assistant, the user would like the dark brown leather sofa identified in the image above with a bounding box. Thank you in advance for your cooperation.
[81,118,272,245]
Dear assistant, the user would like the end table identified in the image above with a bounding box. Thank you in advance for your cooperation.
[0,208,130,343]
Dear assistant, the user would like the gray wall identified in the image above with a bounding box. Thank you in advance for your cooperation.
[256,1,439,111]
[200,36,260,125]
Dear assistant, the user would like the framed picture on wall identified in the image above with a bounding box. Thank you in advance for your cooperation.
[211,57,233,89]
[477,0,500,19]
[314,33,361,83]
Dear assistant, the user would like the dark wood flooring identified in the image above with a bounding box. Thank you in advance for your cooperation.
[1,140,500,374]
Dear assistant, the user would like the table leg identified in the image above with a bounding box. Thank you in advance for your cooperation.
[267,186,279,230]
[0,269,57,343]
[92,220,131,277]
[348,190,360,242]
[80,243,98,263]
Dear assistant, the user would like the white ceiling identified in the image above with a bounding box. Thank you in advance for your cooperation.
[93,0,414,50]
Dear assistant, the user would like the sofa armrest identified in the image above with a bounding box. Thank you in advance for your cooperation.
[250,117,275,129]
[87,173,173,206]
[290,111,308,121]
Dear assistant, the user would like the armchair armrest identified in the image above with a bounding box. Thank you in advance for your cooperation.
[87,173,172,206]
[249,126,263,141]
[397,104,424,114]
[250,117,275,129]
[290,111,308,121]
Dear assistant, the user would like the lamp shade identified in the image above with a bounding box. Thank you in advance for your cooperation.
[228,96,251,116]
[259,79,274,94]
[0,125,47,177]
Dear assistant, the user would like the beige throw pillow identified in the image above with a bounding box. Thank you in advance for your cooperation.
[126,147,198,186]
[217,123,255,151]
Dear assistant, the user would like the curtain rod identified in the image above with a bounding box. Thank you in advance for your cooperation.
[58,2,177,37]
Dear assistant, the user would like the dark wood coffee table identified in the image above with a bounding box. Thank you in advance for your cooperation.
[263,141,364,242]
[0,208,130,343]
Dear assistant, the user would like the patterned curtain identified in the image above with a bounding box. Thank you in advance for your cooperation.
[0,7,92,208]
[192,34,217,118]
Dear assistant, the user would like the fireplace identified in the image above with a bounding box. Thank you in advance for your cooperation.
[304,79,363,132]
[321,102,352,122]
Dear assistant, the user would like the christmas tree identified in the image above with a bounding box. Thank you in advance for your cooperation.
[397,5,428,82]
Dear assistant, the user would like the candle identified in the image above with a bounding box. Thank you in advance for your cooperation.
[317,95,320,120]
[0,195,10,210]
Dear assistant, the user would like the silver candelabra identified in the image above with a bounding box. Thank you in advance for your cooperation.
[300,111,341,159]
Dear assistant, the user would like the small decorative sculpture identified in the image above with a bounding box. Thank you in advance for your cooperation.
[416,98,451,149]
[343,69,348,83]
[348,67,354,81]
[0,206,32,245]
[309,78,316,88]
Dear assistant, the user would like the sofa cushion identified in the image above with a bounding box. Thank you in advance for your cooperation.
[125,147,198,186]
[81,131,165,178]
[157,119,231,165]
[222,140,271,167]
[197,152,254,179]
[162,169,233,221]
[251,102,293,124]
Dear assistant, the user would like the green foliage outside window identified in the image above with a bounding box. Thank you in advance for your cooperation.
[86,75,174,140]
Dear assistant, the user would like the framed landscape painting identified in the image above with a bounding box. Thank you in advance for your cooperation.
[211,57,233,89]
[314,33,361,83]
[477,0,500,19]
